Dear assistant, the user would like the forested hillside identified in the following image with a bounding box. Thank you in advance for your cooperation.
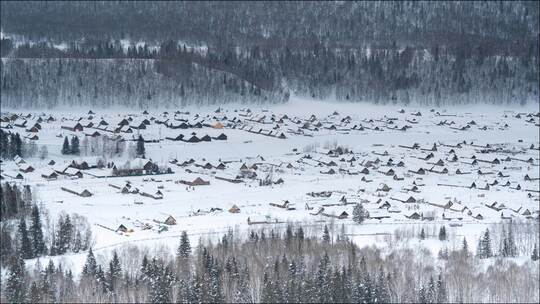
[1,1,538,108]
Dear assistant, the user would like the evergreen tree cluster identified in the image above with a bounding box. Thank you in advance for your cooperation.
[1,183,93,265]
[0,182,31,220]
[2,223,539,303]
[0,130,37,159]
[477,229,494,259]
[1,2,537,49]
[61,136,80,155]
[352,202,369,224]
[499,224,518,258]
[1,1,538,108]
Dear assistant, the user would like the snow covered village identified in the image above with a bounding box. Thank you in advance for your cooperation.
[1,1,539,303]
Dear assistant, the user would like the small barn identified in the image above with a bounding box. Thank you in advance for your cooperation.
[377,183,392,192]
[116,224,128,233]
[164,215,177,225]
[61,187,93,197]
[212,133,227,140]
[61,122,84,132]
[18,163,35,173]
[41,170,58,180]
[404,211,421,220]
[229,205,241,213]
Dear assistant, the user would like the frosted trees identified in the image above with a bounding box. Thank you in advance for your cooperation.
[51,214,73,255]
[107,251,122,292]
[82,247,98,278]
[50,213,92,256]
[136,135,145,157]
[5,255,27,303]
[500,225,517,257]
[81,136,89,156]
[532,243,539,261]
[477,229,493,259]
[322,225,330,244]
[141,257,175,303]
[61,136,70,155]
[1,222,539,303]
[70,136,80,155]
[18,218,33,259]
[177,231,191,259]
[352,202,369,224]
[438,226,447,241]
[39,145,48,160]
[461,237,469,257]
[30,204,46,256]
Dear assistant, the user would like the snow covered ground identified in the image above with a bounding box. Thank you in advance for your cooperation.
[2,97,539,273]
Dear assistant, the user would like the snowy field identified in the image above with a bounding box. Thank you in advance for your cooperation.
[2,98,539,273]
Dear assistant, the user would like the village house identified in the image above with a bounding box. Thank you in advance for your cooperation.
[13,118,27,128]
[61,186,93,197]
[166,134,185,141]
[408,167,426,175]
[18,163,35,173]
[376,183,392,192]
[391,194,417,204]
[41,169,58,180]
[84,130,101,137]
[61,121,84,132]
[229,205,241,213]
[179,177,210,186]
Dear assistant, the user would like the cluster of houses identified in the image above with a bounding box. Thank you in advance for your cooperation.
[1,108,539,237]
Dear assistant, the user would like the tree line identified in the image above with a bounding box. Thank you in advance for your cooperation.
[0,182,93,265]
[2,222,538,303]
[0,129,42,160]
[1,2,537,50]
[1,1,538,108]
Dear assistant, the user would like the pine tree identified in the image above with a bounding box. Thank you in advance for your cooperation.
[427,276,437,303]
[95,265,108,293]
[42,259,57,303]
[148,260,175,303]
[532,243,539,261]
[506,224,517,257]
[14,133,22,157]
[295,226,304,240]
[0,224,14,264]
[376,266,390,303]
[438,226,447,241]
[107,250,122,292]
[5,255,27,303]
[70,136,80,155]
[30,204,46,256]
[28,281,41,303]
[82,247,98,278]
[352,202,369,224]
[207,260,224,303]
[18,218,33,259]
[438,247,449,260]
[285,224,293,246]
[322,225,330,244]
[61,136,71,155]
[477,229,493,258]
[180,231,193,257]
[436,273,447,303]
[177,277,199,303]
[52,214,73,255]
[461,237,469,256]
[136,135,145,157]
[233,269,252,303]
[316,253,332,303]
[420,228,426,240]
[418,285,428,304]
